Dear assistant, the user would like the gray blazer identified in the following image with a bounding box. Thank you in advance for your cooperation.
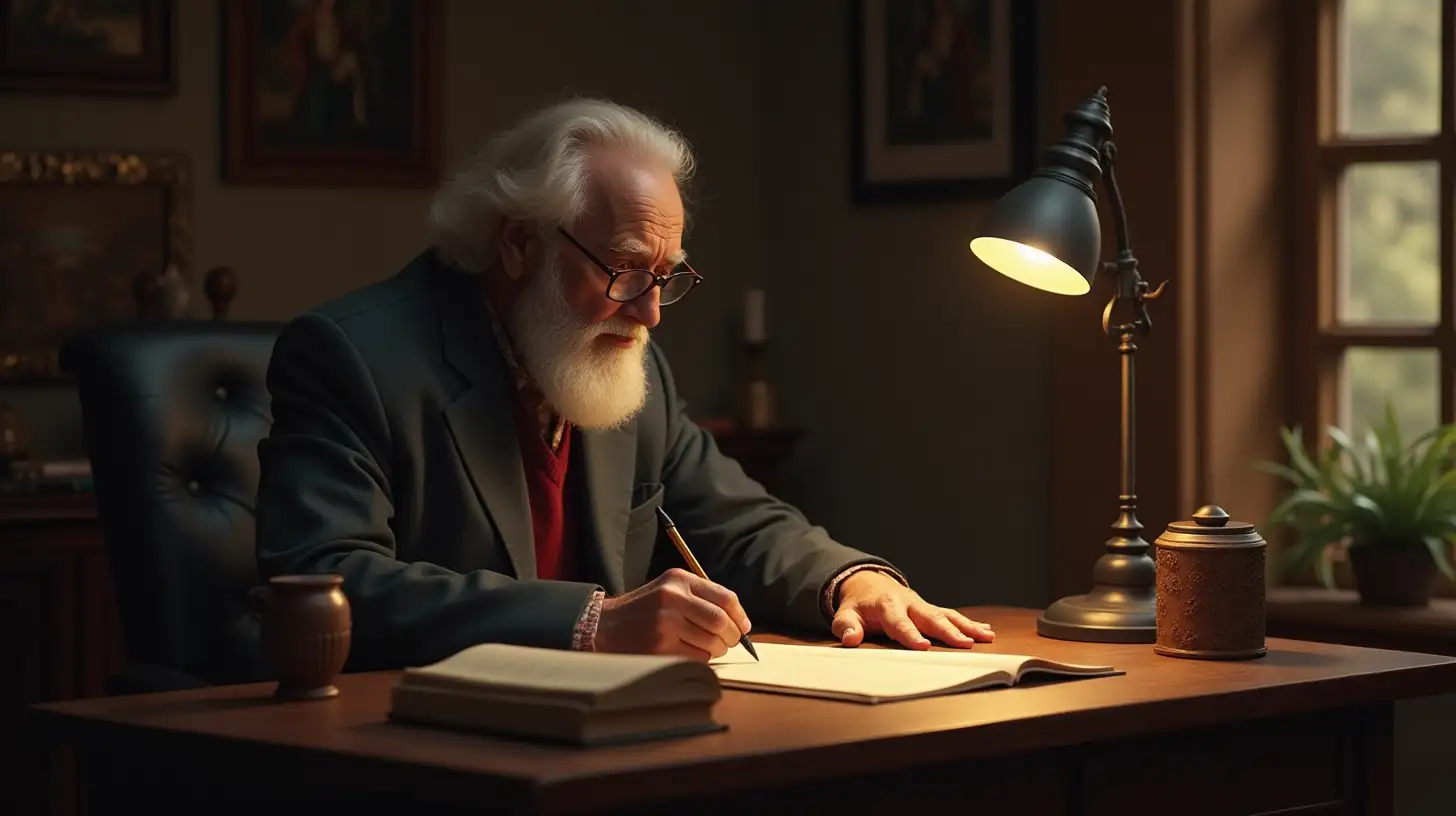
[254,252,893,670]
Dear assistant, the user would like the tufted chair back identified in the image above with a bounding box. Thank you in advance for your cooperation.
[62,322,283,686]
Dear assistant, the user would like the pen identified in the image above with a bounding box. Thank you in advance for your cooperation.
[655,506,760,661]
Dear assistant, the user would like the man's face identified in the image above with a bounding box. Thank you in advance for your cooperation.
[502,150,686,429]
[555,150,686,335]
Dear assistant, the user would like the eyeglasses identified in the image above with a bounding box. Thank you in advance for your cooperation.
[557,228,703,305]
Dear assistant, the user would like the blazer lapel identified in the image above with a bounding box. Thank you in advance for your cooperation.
[580,425,637,595]
[433,266,536,580]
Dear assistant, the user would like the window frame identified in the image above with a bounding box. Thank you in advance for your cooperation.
[1292,0,1456,591]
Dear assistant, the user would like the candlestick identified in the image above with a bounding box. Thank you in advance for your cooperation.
[744,289,766,344]
[739,341,776,430]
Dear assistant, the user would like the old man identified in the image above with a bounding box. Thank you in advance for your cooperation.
[254,98,993,669]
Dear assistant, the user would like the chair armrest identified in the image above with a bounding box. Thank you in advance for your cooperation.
[105,663,210,695]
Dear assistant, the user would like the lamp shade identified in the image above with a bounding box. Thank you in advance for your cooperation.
[970,88,1114,297]
[970,178,1100,296]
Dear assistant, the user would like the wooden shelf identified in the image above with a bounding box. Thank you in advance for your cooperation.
[1267,586,1456,656]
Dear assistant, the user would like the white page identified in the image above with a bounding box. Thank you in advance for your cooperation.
[710,643,1004,702]
[713,643,1111,674]
[411,643,684,694]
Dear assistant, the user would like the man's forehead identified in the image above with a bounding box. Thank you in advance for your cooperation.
[585,151,686,261]
[609,235,687,265]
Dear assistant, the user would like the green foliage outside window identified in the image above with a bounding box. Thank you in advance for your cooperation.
[1339,0,1442,438]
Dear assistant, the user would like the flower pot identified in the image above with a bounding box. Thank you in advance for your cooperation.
[1348,544,1437,607]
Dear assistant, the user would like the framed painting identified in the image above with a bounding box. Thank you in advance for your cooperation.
[222,0,442,186]
[851,0,1037,202]
[0,0,174,94]
[0,151,191,381]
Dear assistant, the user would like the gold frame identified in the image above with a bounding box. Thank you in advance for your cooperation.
[0,150,192,381]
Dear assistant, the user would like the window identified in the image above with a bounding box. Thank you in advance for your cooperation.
[1293,0,1452,590]
[1295,0,1448,441]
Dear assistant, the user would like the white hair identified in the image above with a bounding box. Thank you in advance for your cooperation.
[428,98,696,273]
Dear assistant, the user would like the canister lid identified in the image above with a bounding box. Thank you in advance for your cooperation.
[1157,505,1266,548]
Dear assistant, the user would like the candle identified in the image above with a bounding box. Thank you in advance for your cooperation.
[745,289,766,344]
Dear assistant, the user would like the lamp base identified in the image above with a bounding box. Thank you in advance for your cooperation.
[1036,588,1156,643]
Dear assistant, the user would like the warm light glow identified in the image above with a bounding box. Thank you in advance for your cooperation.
[970,237,1091,296]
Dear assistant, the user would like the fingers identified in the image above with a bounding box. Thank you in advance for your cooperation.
[674,593,742,651]
[946,609,995,642]
[877,597,931,650]
[908,604,978,649]
[657,569,743,655]
[680,571,752,636]
[832,607,867,647]
[662,611,729,660]
[661,633,714,662]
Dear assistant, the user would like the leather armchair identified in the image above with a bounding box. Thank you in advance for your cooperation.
[62,322,283,692]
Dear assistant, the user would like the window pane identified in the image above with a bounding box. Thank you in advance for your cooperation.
[1340,347,1439,438]
[1339,0,1440,136]
[1338,162,1439,326]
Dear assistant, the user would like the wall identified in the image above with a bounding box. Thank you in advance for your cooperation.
[0,0,1053,611]
[758,1,1052,609]
[0,0,766,453]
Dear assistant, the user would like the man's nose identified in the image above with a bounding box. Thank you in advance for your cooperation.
[620,288,661,329]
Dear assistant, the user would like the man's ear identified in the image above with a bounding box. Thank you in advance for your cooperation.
[498,219,532,281]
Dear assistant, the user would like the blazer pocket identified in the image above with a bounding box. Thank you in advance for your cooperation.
[625,482,665,534]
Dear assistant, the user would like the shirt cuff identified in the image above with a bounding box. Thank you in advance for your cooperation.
[572,589,606,651]
[820,564,909,619]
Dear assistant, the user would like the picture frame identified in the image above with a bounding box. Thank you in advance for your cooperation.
[0,0,174,94]
[0,151,191,381]
[850,0,1037,203]
[222,0,442,186]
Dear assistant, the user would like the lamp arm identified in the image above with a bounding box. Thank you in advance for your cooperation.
[1101,141,1134,257]
[1097,141,1169,338]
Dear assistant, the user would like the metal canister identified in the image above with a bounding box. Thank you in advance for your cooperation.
[1154,504,1267,660]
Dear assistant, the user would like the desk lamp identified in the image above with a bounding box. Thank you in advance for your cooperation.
[971,87,1165,643]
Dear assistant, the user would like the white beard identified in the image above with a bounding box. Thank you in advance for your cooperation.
[505,251,650,430]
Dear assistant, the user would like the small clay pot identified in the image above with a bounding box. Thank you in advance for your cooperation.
[1349,545,1437,607]
[249,575,352,700]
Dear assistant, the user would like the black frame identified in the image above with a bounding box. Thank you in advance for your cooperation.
[557,228,704,305]
[849,0,1038,203]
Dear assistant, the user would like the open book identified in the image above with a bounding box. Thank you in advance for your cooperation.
[709,642,1120,704]
[388,644,724,745]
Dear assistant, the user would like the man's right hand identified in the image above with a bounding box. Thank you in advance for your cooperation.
[593,568,751,661]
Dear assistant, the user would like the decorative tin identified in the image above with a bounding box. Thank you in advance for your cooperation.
[1154,504,1267,660]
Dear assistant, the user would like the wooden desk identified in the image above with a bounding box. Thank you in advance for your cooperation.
[29,606,1456,815]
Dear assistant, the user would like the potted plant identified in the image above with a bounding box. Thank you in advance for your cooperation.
[1263,404,1456,607]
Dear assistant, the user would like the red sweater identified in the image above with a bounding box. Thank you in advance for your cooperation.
[509,397,579,582]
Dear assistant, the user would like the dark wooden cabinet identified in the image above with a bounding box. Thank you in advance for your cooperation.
[0,494,120,816]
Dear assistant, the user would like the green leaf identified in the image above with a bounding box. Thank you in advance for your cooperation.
[1327,425,1371,487]
[1315,546,1338,589]
[1281,426,1324,485]
[1425,536,1456,581]
[1278,523,1344,585]
[1269,488,1339,526]
[1253,461,1307,486]
[1262,400,1456,562]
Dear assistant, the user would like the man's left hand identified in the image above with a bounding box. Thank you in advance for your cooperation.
[832,570,994,650]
